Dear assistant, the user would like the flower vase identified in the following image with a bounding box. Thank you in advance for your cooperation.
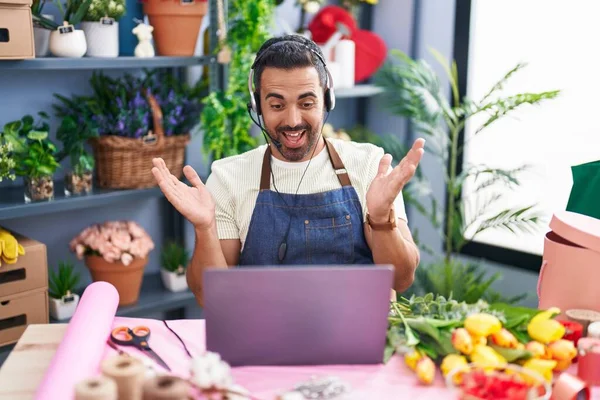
[49,292,80,321]
[24,176,54,203]
[85,255,147,306]
[160,266,188,292]
[49,25,87,58]
[64,170,93,197]
[81,21,119,57]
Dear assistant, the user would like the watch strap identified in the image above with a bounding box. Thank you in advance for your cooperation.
[366,208,397,230]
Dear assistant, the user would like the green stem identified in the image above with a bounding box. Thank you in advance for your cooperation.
[445,124,460,263]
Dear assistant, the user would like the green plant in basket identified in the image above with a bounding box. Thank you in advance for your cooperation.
[49,261,81,300]
[160,242,189,275]
[83,0,125,21]
[373,49,559,304]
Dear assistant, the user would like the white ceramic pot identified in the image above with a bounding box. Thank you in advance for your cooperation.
[160,268,188,292]
[81,21,119,58]
[49,29,87,58]
[33,15,54,57]
[49,293,80,321]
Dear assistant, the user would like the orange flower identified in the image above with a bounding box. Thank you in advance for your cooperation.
[452,328,474,355]
[490,328,519,348]
[548,339,577,361]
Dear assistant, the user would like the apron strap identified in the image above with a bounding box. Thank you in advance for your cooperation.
[324,139,352,187]
[259,139,352,191]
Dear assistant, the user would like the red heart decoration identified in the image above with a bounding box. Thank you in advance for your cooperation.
[308,5,387,84]
[350,29,387,83]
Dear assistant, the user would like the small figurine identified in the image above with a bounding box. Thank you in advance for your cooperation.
[132,20,155,58]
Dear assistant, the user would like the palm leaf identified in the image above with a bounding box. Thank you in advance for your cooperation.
[428,47,460,107]
[479,63,528,105]
[474,205,545,237]
[473,91,560,135]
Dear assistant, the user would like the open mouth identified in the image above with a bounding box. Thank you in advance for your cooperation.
[281,130,307,148]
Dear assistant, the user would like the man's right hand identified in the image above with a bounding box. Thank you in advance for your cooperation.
[151,158,216,230]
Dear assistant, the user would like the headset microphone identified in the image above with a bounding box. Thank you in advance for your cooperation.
[246,103,283,149]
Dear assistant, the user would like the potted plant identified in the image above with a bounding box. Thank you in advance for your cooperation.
[140,0,207,56]
[1,113,61,203]
[31,0,54,57]
[48,261,81,320]
[54,70,202,189]
[34,0,93,58]
[70,220,155,306]
[80,0,126,57]
[160,241,189,292]
[373,49,559,303]
[55,115,97,196]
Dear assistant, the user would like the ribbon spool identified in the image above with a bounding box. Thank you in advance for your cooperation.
[101,354,146,400]
[142,376,191,400]
[75,376,118,400]
[552,372,590,400]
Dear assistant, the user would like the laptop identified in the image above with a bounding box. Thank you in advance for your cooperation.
[203,265,393,367]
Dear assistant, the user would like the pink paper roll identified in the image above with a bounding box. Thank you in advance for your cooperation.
[35,281,120,400]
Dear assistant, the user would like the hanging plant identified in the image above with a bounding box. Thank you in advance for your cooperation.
[201,0,275,162]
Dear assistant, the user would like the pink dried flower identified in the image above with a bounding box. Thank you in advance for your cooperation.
[70,220,154,264]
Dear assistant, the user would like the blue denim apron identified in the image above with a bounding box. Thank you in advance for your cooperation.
[239,139,374,266]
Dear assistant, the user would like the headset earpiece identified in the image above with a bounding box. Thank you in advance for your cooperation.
[254,92,262,116]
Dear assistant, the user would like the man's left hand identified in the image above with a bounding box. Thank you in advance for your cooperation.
[366,138,425,223]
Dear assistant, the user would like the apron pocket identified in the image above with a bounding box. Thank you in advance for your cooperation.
[304,214,354,264]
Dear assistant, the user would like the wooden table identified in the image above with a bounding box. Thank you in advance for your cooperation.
[0,324,68,400]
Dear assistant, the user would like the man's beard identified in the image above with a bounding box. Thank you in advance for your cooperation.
[268,123,321,162]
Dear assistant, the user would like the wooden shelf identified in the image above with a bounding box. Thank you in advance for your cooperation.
[0,181,163,221]
[50,272,197,323]
[0,56,214,70]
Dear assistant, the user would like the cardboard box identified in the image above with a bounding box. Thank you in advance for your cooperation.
[0,288,48,347]
[0,0,35,59]
[0,229,48,298]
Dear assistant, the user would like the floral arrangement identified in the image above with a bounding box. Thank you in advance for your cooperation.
[388,295,578,387]
[84,0,126,21]
[53,70,203,139]
[70,220,155,265]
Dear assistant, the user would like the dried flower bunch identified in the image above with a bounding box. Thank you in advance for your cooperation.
[70,220,155,265]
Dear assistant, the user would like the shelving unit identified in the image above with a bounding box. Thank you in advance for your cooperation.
[0,56,216,70]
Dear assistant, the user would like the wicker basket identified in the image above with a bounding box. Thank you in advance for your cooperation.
[89,93,191,189]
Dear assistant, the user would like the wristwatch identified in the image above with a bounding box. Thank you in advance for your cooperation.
[366,208,397,230]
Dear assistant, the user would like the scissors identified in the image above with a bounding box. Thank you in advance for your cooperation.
[110,325,171,371]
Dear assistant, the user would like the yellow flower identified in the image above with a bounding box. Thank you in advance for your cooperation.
[464,313,502,337]
[470,344,507,368]
[451,328,474,355]
[440,354,468,384]
[415,356,436,385]
[404,350,422,371]
[490,328,519,348]
[548,339,577,361]
[522,358,557,383]
[527,308,565,344]
[362,0,378,4]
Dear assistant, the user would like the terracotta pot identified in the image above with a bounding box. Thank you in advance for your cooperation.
[143,0,207,56]
[85,255,147,306]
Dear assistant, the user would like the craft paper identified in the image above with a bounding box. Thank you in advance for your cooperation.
[34,281,119,400]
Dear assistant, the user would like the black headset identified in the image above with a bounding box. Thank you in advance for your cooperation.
[247,37,336,117]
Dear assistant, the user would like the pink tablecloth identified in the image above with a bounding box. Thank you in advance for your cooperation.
[103,317,456,399]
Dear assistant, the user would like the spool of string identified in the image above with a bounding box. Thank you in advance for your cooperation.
[74,376,118,400]
[142,376,191,400]
[101,354,146,400]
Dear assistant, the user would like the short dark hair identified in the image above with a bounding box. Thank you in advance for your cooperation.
[252,35,328,93]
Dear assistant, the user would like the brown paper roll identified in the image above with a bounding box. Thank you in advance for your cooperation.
[75,376,118,400]
[101,355,146,400]
[142,376,191,400]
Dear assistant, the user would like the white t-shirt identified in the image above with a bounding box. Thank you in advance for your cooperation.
[205,138,408,248]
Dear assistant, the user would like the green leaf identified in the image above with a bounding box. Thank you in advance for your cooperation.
[383,345,395,363]
[489,344,532,363]
[474,205,545,237]
[27,130,48,141]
